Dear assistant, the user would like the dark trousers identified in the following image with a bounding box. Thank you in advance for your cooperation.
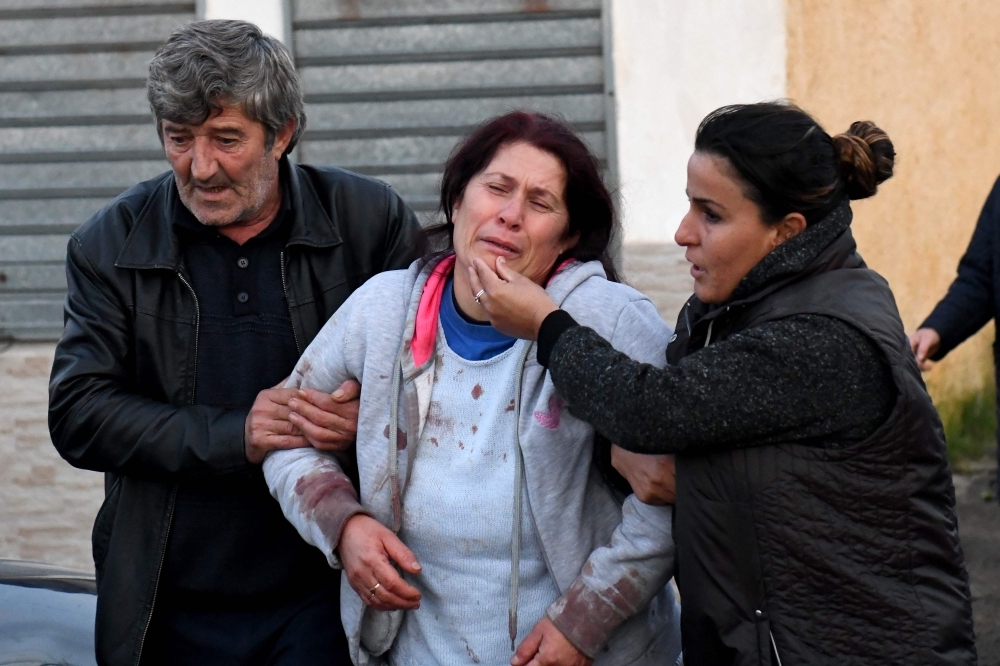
[141,583,350,665]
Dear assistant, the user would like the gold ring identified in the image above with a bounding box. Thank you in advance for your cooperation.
[369,582,381,598]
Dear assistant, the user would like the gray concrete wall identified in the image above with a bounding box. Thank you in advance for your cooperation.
[0,244,691,574]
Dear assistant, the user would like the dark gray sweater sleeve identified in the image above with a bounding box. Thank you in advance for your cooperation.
[548,314,896,454]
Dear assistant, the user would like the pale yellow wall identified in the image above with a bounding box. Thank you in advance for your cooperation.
[786,0,1000,401]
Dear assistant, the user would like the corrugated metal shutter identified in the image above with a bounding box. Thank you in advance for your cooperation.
[291,0,615,221]
[0,1,195,341]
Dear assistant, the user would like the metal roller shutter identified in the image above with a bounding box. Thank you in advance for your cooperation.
[290,0,616,221]
[0,1,195,341]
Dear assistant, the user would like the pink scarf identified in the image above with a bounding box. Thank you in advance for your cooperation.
[410,255,574,367]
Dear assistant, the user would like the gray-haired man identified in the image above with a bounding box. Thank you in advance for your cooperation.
[48,20,420,665]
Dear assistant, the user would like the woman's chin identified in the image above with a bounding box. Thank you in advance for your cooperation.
[468,250,518,273]
[693,283,722,305]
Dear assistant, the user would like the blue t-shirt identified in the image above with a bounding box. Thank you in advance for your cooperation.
[440,278,517,360]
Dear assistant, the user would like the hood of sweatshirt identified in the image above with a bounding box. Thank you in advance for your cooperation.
[407,253,609,368]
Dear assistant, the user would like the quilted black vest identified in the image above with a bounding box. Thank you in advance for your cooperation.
[668,229,976,665]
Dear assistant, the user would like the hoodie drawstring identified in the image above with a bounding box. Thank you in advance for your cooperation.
[388,348,404,533]
[508,341,533,650]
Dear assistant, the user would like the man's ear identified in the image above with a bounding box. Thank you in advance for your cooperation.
[772,212,807,248]
[271,119,296,160]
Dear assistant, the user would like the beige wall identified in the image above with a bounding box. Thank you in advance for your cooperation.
[610,0,786,243]
[786,0,1000,401]
[0,344,103,571]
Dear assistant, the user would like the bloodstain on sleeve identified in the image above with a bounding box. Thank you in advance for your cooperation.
[294,469,369,551]
[545,565,645,658]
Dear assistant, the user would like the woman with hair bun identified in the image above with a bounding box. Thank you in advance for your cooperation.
[471,102,977,665]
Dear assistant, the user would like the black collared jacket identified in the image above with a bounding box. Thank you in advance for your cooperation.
[48,161,421,666]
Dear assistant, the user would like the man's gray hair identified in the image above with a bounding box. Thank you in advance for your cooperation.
[147,20,306,155]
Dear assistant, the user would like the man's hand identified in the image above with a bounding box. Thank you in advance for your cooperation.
[611,445,676,505]
[245,380,309,464]
[512,617,592,666]
[287,379,361,451]
[909,328,941,372]
[339,514,422,612]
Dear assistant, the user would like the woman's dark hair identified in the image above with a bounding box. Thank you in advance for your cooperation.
[694,101,896,225]
[427,111,619,281]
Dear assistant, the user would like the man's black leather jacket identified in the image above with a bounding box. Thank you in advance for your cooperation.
[48,161,421,665]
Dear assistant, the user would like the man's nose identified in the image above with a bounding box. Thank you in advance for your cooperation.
[190,137,219,183]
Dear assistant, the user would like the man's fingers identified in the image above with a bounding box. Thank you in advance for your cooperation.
[267,403,292,421]
[289,397,357,434]
[288,390,361,431]
[268,418,302,436]
[332,379,361,402]
[261,387,298,406]
[265,434,310,450]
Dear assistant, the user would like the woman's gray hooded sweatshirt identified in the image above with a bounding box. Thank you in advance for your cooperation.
[264,255,682,666]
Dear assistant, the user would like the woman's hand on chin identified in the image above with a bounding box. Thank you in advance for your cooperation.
[468,256,558,341]
[511,618,592,666]
[339,514,422,611]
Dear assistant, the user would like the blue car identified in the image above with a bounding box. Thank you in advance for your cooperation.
[0,559,97,665]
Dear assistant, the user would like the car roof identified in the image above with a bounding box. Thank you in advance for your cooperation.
[0,558,96,594]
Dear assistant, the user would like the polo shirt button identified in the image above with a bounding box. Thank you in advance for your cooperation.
[237,257,249,269]
[237,291,249,303]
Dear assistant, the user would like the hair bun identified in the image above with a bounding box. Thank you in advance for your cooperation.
[832,121,895,200]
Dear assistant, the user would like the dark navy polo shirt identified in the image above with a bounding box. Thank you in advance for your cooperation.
[162,180,333,598]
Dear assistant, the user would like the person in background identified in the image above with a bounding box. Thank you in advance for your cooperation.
[264,112,682,666]
[911,176,1000,498]
[47,20,420,666]
[472,102,977,665]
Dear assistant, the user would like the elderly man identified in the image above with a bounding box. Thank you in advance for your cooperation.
[48,20,420,665]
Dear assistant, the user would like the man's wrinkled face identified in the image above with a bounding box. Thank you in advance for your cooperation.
[161,105,283,228]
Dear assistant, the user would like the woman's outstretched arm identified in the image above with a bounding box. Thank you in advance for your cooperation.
[468,255,894,455]
[544,313,894,454]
